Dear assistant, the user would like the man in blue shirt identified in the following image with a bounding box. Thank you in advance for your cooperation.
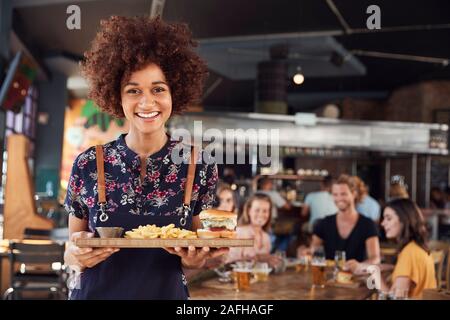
[302,175,337,232]
[354,177,381,222]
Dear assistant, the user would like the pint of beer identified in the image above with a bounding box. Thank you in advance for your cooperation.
[253,271,269,282]
[234,269,251,291]
[311,260,327,288]
[252,262,271,282]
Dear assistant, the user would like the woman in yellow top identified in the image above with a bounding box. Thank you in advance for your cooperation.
[381,198,437,298]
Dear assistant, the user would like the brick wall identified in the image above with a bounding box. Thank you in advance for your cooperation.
[340,80,450,123]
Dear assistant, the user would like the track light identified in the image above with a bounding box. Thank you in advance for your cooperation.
[293,66,304,85]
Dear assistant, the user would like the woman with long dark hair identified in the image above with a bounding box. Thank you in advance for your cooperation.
[380,198,437,298]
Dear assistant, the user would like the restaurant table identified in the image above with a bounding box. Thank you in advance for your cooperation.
[422,289,450,300]
[188,268,374,300]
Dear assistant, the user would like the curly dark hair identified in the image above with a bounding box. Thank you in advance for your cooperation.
[80,16,209,118]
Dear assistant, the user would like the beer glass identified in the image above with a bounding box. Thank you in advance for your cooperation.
[311,260,327,288]
[234,269,251,291]
[311,246,326,288]
[252,262,271,282]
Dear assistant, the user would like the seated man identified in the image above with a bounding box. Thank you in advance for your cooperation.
[299,174,381,273]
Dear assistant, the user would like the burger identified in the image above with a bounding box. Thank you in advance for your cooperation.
[336,271,353,284]
[197,209,237,239]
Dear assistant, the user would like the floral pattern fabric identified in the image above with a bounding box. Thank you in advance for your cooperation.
[64,134,218,232]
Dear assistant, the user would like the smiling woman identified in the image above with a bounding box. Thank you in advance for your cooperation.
[380,199,437,298]
[80,15,208,118]
[62,16,227,300]
[121,63,172,148]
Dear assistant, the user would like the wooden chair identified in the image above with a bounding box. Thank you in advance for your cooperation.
[431,250,445,289]
[3,241,67,300]
[380,242,397,265]
[23,228,69,242]
[23,228,51,240]
[428,240,450,289]
[428,240,450,252]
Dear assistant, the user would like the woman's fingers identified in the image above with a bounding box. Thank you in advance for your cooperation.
[83,251,115,268]
[174,247,188,259]
[187,246,197,258]
[77,248,118,263]
[165,247,228,261]
[196,247,210,260]
[77,248,111,259]
[72,246,93,255]
[188,246,211,260]
[70,231,94,242]
[80,248,120,268]
[67,230,119,269]
[163,247,190,258]
[69,232,96,257]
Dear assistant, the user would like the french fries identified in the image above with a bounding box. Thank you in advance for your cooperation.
[124,223,198,239]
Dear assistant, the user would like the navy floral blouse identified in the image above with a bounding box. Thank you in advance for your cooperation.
[65,133,218,228]
[64,133,218,299]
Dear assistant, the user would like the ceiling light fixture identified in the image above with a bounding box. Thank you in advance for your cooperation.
[293,66,304,85]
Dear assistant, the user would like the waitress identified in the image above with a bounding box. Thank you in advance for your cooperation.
[63,16,227,299]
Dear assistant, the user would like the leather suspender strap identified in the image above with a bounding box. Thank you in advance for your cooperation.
[183,146,198,207]
[96,143,196,209]
[95,145,107,204]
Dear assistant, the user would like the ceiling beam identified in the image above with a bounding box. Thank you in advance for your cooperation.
[351,50,450,66]
[198,30,344,44]
[326,0,352,34]
[12,0,98,8]
[325,0,450,35]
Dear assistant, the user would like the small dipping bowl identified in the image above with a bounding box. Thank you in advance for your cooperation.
[96,227,124,238]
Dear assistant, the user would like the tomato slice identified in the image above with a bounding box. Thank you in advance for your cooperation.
[209,227,226,231]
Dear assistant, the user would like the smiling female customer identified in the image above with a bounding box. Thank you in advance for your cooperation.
[380,199,436,298]
[63,16,227,299]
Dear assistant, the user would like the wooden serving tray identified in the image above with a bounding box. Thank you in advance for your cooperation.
[75,238,254,248]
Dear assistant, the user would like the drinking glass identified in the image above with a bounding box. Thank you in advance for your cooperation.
[312,246,325,260]
[311,260,327,288]
[274,250,287,273]
[233,261,253,291]
[295,255,309,273]
[392,288,409,300]
[233,268,251,291]
[311,246,326,288]
[334,251,346,271]
[252,262,271,282]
